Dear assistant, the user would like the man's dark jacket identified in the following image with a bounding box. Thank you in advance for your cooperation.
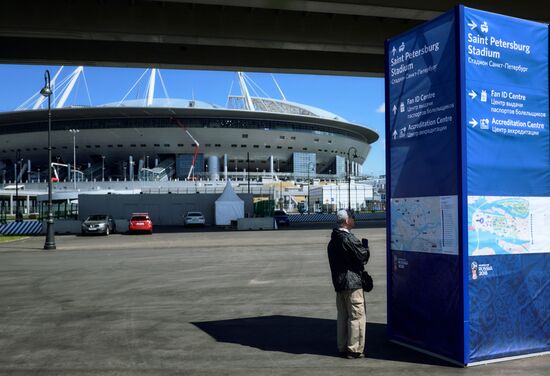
[327,228,370,292]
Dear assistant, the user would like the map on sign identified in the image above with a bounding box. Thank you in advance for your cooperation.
[468,196,550,255]
[391,196,458,255]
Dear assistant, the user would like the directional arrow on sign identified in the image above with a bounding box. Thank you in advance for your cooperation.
[392,105,397,115]
[392,130,397,140]
[469,119,478,128]
[392,46,397,56]
[468,90,477,100]
[467,20,477,30]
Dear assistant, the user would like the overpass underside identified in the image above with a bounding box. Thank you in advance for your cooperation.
[0,1,546,76]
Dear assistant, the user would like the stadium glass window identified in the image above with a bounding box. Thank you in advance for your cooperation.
[164,144,170,147]
[328,140,333,144]
[265,145,271,148]
[241,145,247,148]
[291,136,296,140]
[303,148,308,151]
[279,136,285,139]
[94,145,100,148]
[191,143,197,147]
[154,144,160,147]
[253,145,259,148]
[131,144,137,147]
[86,145,91,148]
[178,144,184,147]
[62,146,68,149]
[205,144,211,147]
[231,144,237,148]
[108,145,113,148]
[288,146,293,150]
[33,148,38,151]
[276,146,282,149]
[314,139,319,142]
[242,134,248,138]
[117,144,123,148]
[141,144,147,147]
[215,144,221,147]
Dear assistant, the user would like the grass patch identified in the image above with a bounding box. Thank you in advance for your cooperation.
[0,236,28,243]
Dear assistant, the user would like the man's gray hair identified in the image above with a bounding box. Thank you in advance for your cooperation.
[336,209,349,225]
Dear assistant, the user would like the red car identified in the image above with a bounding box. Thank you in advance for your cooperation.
[129,213,153,234]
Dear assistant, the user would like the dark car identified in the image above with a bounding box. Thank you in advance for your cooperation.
[81,214,116,235]
[274,210,290,226]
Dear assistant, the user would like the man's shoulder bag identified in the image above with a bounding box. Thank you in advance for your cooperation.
[361,270,373,292]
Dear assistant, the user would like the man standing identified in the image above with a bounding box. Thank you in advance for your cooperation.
[327,209,370,359]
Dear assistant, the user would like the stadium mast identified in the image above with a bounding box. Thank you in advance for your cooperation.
[238,72,255,111]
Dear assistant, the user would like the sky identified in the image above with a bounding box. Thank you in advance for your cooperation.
[0,64,386,176]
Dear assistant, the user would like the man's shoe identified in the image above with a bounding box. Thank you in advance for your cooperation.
[346,352,365,359]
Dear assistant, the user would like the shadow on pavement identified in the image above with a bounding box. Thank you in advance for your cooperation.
[193,315,456,367]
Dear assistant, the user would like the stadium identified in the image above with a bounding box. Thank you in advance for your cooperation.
[0,67,380,218]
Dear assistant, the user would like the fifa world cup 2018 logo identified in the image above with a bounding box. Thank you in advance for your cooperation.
[471,261,478,280]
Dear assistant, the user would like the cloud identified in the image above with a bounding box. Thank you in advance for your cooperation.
[376,103,385,113]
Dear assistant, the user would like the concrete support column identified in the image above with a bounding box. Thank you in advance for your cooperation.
[129,156,134,181]
[208,155,220,181]
[270,155,274,177]
[27,160,32,182]
[224,154,228,181]
[9,194,13,215]
[26,195,30,215]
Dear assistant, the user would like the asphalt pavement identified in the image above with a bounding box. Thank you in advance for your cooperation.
[0,227,548,375]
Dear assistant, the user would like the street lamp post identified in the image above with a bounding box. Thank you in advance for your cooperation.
[247,152,250,194]
[69,129,79,189]
[307,161,313,214]
[15,150,22,222]
[347,146,358,211]
[41,70,56,250]
[101,155,105,181]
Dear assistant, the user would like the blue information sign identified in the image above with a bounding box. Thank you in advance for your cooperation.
[461,7,550,362]
[387,5,550,365]
[388,10,458,198]
[463,7,549,196]
[386,9,463,362]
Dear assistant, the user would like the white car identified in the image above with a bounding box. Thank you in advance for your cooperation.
[184,211,206,226]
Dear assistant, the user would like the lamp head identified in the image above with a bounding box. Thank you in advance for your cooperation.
[40,86,52,97]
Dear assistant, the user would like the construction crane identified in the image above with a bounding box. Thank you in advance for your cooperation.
[173,118,200,180]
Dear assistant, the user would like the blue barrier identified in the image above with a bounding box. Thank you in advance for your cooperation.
[0,221,43,235]
[288,213,386,223]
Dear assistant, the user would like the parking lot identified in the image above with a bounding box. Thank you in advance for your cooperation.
[0,227,548,375]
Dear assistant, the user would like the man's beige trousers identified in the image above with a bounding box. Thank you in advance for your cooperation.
[336,288,366,354]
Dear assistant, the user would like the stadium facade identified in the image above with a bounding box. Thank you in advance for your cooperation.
[0,68,379,185]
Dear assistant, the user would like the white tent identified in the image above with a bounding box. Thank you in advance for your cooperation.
[215,180,245,225]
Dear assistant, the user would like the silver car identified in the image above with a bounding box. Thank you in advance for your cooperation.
[81,214,116,235]
[184,212,206,226]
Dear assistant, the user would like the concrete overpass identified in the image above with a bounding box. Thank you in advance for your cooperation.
[0,1,547,76]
